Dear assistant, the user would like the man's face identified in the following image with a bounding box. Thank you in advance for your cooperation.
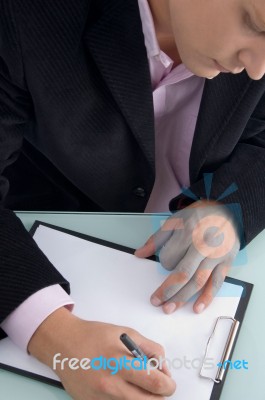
[168,0,265,79]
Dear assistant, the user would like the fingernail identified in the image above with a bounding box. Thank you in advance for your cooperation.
[164,303,176,314]
[196,303,205,313]
[150,296,161,306]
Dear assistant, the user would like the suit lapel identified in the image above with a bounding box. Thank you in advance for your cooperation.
[84,0,155,172]
[190,72,252,182]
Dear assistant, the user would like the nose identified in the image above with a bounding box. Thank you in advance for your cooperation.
[238,45,265,80]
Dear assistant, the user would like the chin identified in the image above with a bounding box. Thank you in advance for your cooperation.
[181,59,209,77]
[180,51,219,78]
[204,71,220,79]
[191,64,220,79]
[185,64,219,79]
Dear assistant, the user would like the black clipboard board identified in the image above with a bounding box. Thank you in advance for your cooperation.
[0,220,254,399]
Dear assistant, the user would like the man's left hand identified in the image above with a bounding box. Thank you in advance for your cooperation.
[135,200,240,314]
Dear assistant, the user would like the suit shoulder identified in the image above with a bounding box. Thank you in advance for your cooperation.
[0,0,25,85]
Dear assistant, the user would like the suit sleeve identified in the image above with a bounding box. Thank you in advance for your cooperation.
[0,0,70,328]
[170,91,265,248]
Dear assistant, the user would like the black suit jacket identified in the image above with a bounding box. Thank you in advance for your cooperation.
[0,0,265,328]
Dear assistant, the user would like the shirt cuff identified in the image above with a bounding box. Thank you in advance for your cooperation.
[0,284,74,352]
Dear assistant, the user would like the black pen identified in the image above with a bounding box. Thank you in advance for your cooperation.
[120,332,171,376]
[120,333,147,361]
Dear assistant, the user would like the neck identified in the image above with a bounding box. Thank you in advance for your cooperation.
[147,0,182,66]
[147,0,171,35]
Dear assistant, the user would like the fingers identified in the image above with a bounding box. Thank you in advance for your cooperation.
[151,258,230,314]
[123,362,176,397]
[158,230,191,271]
[150,246,204,312]
[95,374,167,400]
[121,384,166,400]
[135,215,184,258]
[193,262,230,313]
[136,337,171,377]
[160,258,216,313]
[121,332,176,396]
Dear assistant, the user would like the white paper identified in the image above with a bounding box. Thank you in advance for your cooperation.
[0,224,243,399]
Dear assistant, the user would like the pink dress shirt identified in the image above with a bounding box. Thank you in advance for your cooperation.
[138,0,205,212]
[1,0,205,352]
[1,285,74,351]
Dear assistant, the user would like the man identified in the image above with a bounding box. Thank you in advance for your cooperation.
[0,0,265,398]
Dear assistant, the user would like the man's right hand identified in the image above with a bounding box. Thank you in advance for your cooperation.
[28,307,177,400]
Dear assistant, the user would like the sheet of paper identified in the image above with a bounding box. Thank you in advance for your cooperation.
[0,225,243,399]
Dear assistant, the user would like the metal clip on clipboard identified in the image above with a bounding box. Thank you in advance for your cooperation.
[199,316,240,384]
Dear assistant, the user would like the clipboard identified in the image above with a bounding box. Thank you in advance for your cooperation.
[0,220,253,400]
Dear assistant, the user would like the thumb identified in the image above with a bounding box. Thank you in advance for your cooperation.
[134,236,156,258]
[135,215,182,258]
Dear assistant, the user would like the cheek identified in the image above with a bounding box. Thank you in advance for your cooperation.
[169,1,241,63]
[209,33,242,61]
[171,16,213,57]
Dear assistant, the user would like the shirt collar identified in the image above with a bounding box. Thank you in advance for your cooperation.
[138,0,195,81]
[137,0,161,58]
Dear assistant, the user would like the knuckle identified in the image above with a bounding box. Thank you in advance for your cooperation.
[97,376,112,394]
[195,270,207,288]
[150,375,164,393]
[123,327,135,337]
[154,343,165,356]
[159,250,175,271]
[212,275,223,289]
[162,216,176,232]
[177,263,193,279]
